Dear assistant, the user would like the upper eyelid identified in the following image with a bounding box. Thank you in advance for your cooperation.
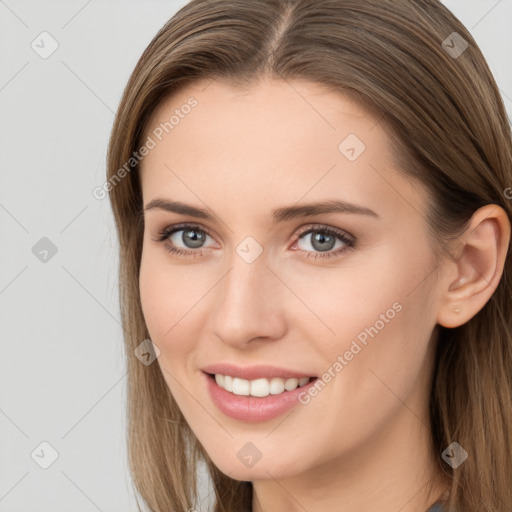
[295,224,354,239]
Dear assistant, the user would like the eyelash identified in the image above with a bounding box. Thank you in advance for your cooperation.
[152,222,356,261]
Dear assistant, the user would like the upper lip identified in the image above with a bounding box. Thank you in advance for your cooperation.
[202,363,316,381]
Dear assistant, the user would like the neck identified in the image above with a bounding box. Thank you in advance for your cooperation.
[251,404,448,512]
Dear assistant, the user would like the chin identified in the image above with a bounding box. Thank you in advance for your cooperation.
[208,452,304,482]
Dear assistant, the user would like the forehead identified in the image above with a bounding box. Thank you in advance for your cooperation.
[139,78,427,223]
[143,77,374,158]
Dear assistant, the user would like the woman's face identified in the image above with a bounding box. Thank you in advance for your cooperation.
[139,77,446,481]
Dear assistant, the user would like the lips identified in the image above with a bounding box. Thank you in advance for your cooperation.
[202,370,318,422]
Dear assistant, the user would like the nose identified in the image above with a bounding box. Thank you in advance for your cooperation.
[209,253,288,348]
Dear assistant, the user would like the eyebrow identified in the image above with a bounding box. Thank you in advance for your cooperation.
[144,198,380,223]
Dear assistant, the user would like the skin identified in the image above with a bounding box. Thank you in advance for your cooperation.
[138,76,510,512]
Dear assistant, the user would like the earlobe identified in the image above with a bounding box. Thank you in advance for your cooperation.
[437,204,511,329]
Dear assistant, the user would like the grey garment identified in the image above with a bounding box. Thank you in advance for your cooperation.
[426,504,444,512]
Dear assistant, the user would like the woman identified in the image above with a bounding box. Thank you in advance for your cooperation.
[106,1,512,511]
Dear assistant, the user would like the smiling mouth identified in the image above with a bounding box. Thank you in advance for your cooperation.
[206,372,317,398]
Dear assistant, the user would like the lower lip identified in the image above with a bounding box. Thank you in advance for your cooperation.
[202,371,318,423]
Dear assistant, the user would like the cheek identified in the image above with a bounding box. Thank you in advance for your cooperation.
[277,259,437,459]
[138,256,197,403]
[279,240,438,399]
[139,260,171,341]
[139,257,186,375]
[280,244,434,344]
[139,246,201,340]
[138,247,218,376]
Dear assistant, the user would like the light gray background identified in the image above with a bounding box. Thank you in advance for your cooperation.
[0,1,511,511]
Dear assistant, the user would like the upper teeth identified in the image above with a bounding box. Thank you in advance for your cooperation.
[214,374,311,397]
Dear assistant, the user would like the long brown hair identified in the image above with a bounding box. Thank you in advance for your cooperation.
[105,1,512,510]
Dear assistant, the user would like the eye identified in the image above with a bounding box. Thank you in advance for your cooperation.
[152,222,356,260]
[152,223,215,257]
[293,224,356,260]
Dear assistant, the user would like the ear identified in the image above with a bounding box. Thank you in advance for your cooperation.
[437,204,511,328]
